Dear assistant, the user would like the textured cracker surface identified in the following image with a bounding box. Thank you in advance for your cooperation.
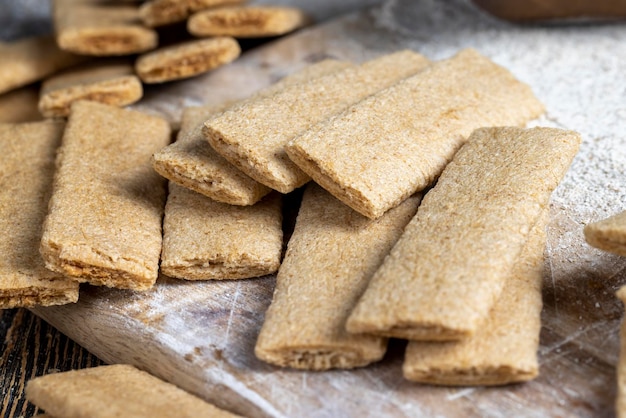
[0,86,42,123]
[204,50,430,193]
[255,184,419,370]
[346,127,580,340]
[584,210,626,257]
[402,212,548,385]
[0,121,79,309]
[39,61,143,117]
[140,0,246,27]
[188,6,309,38]
[0,36,84,95]
[25,364,241,418]
[152,59,352,206]
[55,0,158,56]
[135,37,241,84]
[40,101,170,291]
[286,48,545,219]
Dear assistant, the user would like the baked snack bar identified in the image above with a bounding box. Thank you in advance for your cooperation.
[135,37,240,83]
[402,211,548,385]
[0,87,42,123]
[286,48,545,219]
[346,127,580,340]
[0,121,79,308]
[54,0,158,56]
[584,210,626,257]
[188,6,309,38]
[40,101,170,291]
[25,364,241,418]
[152,59,352,206]
[203,50,430,193]
[255,184,420,370]
[39,60,143,118]
[140,0,246,27]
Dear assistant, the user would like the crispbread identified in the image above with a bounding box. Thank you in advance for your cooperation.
[25,364,242,418]
[0,36,84,95]
[140,0,246,27]
[39,60,143,118]
[188,6,309,38]
[135,37,240,83]
[346,127,580,341]
[152,59,352,206]
[402,211,548,385]
[0,87,42,123]
[286,48,546,219]
[255,185,420,370]
[54,0,158,56]
[0,121,79,309]
[584,210,626,257]
[203,50,431,193]
[40,101,170,291]
[617,286,626,417]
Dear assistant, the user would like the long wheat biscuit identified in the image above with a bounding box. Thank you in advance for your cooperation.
[0,36,84,95]
[40,101,170,291]
[135,37,240,84]
[617,287,626,418]
[152,59,352,206]
[0,121,79,309]
[55,0,158,56]
[188,6,309,38]
[39,60,143,118]
[402,211,548,385]
[25,364,242,418]
[140,0,246,27]
[346,127,580,341]
[286,48,546,219]
[255,185,420,370]
[584,210,626,257]
[0,87,42,123]
[204,50,431,193]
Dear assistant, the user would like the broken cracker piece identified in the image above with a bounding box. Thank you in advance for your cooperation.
[584,210,626,257]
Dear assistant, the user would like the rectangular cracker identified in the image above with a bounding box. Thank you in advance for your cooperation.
[54,0,158,56]
[152,59,353,206]
[140,0,246,27]
[203,50,431,193]
[0,36,84,95]
[0,121,79,309]
[286,48,546,219]
[187,6,309,38]
[402,211,548,385]
[255,184,420,370]
[25,364,241,418]
[584,210,626,257]
[346,127,580,341]
[40,101,171,291]
[135,37,241,84]
[617,287,626,418]
[0,87,42,123]
[39,60,143,118]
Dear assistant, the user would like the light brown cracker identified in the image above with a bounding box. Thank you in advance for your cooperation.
[0,87,42,123]
[25,364,241,418]
[0,36,84,95]
[584,210,626,257]
[40,101,170,291]
[55,0,158,56]
[39,60,143,118]
[135,37,240,84]
[203,50,431,193]
[152,59,352,206]
[286,48,546,219]
[188,6,309,38]
[140,0,246,27]
[0,121,79,309]
[255,185,420,370]
[402,211,548,385]
[346,127,580,341]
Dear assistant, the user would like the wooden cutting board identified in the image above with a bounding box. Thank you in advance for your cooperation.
[33,1,626,417]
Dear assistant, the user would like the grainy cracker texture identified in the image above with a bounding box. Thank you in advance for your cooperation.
[286,48,545,219]
[40,101,170,291]
[0,121,79,308]
[255,185,419,370]
[584,210,626,257]
[140,0,246,27]
[346,127,580,341]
